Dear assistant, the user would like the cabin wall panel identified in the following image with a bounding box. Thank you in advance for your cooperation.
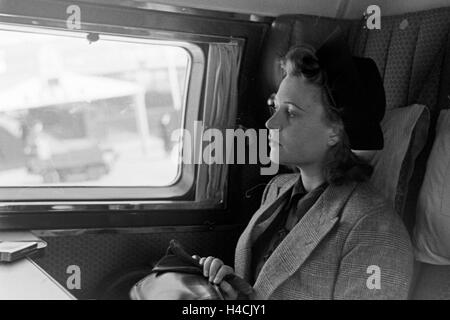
[33,228,241,299]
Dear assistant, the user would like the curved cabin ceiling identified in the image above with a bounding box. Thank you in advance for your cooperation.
[73,0,450,18]
[131,0,347,17]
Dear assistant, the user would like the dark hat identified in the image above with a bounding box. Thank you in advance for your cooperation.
[315,28,386,150]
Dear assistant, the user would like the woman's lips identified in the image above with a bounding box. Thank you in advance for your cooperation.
[269,139,280,147]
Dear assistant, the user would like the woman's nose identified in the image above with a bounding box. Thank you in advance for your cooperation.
[265,111,281,130]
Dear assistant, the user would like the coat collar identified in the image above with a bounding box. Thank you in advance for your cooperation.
[234,175,298,282]
[235,174,359,299]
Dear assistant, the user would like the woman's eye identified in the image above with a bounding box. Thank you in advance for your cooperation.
[286,109,296,118]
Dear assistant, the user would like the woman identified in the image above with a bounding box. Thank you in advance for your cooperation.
[196,31,414,300]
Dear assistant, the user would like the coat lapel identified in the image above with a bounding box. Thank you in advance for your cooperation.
[234,175,298,282]
[253,181,359,299]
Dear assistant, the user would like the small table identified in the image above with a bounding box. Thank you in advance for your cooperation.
[0,231,75,300]
[0,257,75,300]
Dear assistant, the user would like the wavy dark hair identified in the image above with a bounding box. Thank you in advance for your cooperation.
[280,46,373,185]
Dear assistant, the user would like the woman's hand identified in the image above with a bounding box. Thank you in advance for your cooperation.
[192,255,238,300]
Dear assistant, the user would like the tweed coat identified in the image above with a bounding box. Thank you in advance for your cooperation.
[235,173,414,300]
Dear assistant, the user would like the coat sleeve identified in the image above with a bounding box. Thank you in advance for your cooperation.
[333,209,414,300]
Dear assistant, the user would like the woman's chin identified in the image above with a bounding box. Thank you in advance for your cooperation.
[271,153,302,167]
[269,150,282,164]
[270,147,294,165]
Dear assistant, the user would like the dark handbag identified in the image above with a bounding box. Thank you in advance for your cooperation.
[129,239,253,300]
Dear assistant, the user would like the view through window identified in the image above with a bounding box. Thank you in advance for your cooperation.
[0,28,189,187]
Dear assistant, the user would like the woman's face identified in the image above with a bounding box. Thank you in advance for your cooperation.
[266,75,337,167]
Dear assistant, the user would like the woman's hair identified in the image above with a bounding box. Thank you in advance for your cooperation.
[280,46,373,185]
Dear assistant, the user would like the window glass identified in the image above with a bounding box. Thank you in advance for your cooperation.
[0,29,189,187]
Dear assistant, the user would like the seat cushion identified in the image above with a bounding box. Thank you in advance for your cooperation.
[413,110,450,264]
[370,104,430,215]
[412,262,450,299]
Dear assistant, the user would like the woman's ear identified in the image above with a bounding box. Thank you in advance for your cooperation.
[327,125,341,146]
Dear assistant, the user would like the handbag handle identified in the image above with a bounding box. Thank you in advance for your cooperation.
[168,239,254,298]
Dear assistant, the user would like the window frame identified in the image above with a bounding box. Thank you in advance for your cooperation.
[0,1,245,217]
[0,24,201,202]
[0,23,203,200]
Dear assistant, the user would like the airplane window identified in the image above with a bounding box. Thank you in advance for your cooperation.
[0,28,190,188]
